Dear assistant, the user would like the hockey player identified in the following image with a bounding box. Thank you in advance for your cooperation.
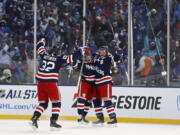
[29,38,81,130]
[93,46,118,125]
[76,53,95,124]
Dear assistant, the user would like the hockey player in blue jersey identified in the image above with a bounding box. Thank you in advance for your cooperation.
[29,38,82,130]
[75,53,95,124]
[93,46,118,125]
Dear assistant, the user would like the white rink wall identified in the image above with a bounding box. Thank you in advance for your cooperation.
[0,85,180,124]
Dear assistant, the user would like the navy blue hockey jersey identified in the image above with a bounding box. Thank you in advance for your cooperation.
[94,54,114,86]
[36,40,75,82]
[75,60,95,83]
[82,63,95,83]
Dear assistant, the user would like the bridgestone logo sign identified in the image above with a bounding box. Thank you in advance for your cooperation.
[112,95,162,110]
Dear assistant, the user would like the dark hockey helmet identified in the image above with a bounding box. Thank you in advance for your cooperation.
[48,44,61,56]
[98,46,108,52]
[98,46,108,57]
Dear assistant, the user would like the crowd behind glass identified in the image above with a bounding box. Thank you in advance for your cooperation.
[0,0,179,86]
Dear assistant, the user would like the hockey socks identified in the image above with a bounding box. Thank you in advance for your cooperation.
[29,102,62,130]
[77,99,91,124]
[104,100,117,125]
[84,101,91,116]
[93,99,104,124]
[77,98,85,115]
[34,102,48,117]
[51,102,61,120]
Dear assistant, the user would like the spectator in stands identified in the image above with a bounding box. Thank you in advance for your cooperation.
[0,43,12,66]
[13,59,26,83]
[0,42,13,83]
[172,4,180,39]
[171,39,180,80]
[0,20,11,36]
[0,0,178,86]
[172,4,180,27]
[135,35,163,77]
[146,8,164,38]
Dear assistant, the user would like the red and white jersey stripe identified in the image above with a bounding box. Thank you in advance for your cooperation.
[95,76,112,85]
[82,75,95,81]
[67,55,73,64]
[37,46,46,54]
[36,71,59,81]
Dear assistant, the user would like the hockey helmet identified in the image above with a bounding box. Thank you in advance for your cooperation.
[48,45,61,56]
[98,46,108,57]
[98,46,108,52]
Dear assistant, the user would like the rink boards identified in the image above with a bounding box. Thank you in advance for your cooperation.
[0,85,180,125]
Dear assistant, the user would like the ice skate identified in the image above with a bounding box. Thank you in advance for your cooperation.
[92,118,104,126]
[50,118,62,131]
[107,118,118,127]
[28,116,38,131]
[77,115,89,125]
[92,113,104,126]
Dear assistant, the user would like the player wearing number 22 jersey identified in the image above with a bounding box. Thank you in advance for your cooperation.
[29,38,81,130]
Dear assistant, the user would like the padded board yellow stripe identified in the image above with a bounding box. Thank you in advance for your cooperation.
[0,115,180,125]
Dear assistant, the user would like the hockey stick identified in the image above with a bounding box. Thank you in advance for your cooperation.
[66,22,91,84]
[143,0,166,78]
[76,23,92,90]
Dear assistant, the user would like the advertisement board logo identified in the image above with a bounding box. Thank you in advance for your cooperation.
[177,95,180,111]
[0,89,6,98]
[72,93,78,108]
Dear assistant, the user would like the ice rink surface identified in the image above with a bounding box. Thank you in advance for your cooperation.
[0,120,180,135]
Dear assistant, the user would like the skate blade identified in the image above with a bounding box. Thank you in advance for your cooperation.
[50,127,61,131]
[28,122,37,131]
[78,121,90,126]
[107,123,118,127]
[92,123,104,127]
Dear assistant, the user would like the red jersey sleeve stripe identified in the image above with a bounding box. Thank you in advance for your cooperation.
[38,47,45,54]
[67,55,73,64]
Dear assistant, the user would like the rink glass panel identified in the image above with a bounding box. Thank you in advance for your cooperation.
[0,0,179,86]
[36,0,129,86]
[132,0,169,86]
[169,0,180,86]
[0,1,34,84]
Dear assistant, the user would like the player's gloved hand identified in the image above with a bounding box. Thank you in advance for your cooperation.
[66,65,73,72]
[112,67,119,74]
[37,38,46,47]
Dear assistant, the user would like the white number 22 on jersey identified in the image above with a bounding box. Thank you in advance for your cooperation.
[40,60,55,72]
